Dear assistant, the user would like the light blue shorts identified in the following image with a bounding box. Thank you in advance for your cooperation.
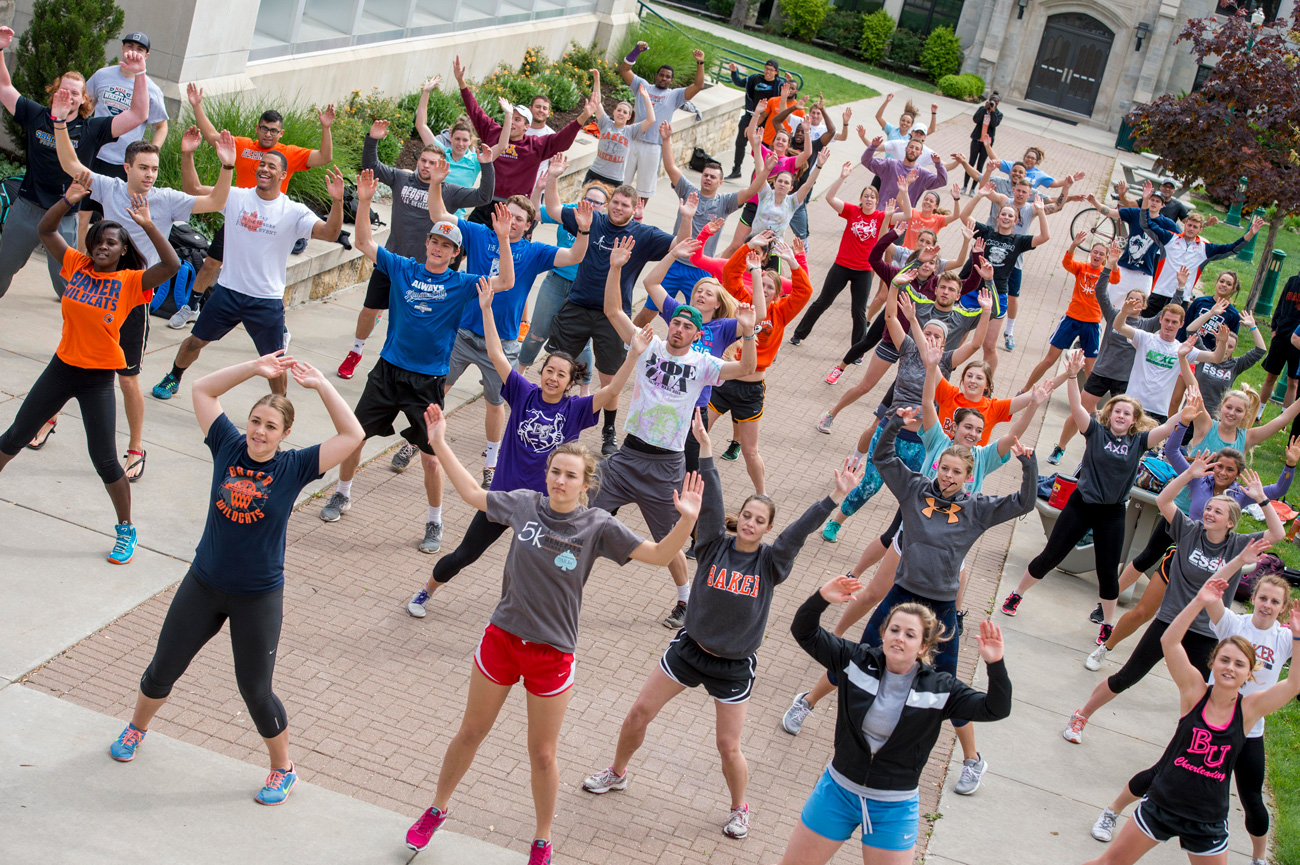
[799,768,920,851]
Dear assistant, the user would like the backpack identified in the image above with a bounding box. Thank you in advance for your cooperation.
[1235,552,1285,602]
[149,260,195,320]
[342,180,382,227]
[0,174,23,231]
[688,146,713,172]
[169,222,209,273]
[1134,457,1178,494]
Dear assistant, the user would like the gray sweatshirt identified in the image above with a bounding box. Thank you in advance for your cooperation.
[875,416,1036,601]
[362,136,493,256]
[684,456,835,659]
[1092,267,1160,381]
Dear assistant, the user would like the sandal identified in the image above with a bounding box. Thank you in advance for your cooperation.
[124,449,147,482]
[26,418,57,450]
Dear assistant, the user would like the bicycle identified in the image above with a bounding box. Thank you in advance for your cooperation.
[1069,207,1121,245]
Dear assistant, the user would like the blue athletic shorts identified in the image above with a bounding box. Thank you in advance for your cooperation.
[1048,316,1103,357]
[800,769,920,851]
[645,261,707,312]
[191,283,287,356]
[1007,266,1023,298]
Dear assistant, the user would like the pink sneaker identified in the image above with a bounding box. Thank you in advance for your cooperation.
[825,366,843,385]
[406,805,449,851]
[337,350,362,380]
[527,839,553,864]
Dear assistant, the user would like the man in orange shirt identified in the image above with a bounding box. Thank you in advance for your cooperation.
[1020,230,1121,392]
[169,83,334,327]
[751,79,803,147]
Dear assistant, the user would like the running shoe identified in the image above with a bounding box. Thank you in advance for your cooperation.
[788,336,802,346]
[955,609,966,638]
[663,601,687,629]
[1047,445,1065,466]
[781,692,813,735]
[824,366,843,385]
[481,467,494,490]
[685,542,696,560]
[582,766,629,794]
[151,372,179,400]
[527,839,552,865]
[337,350,362,379]
[255,763,298,805]
[602,428,618,456]
[108,522,137,565]
[721,440,741,461]
[1003,333,1015,351]
[319,491,350,522]
[953,754,987,795]
[817,411,835,434]
[1000,592,1022,616]
[822,518,841,543]
[1096,623,1114,646]
[167,304,199,329]
[1089,603,1104,624]
[1084,643,1110,671]
[1091,807,1118,842]
[406,804,449,851]
[408,589,430,618]
[722,803,750,839]
[109,723,146,761]
[1063,709,1088,744]
[726,168,743,180]
[391,442,418,472]
[419,522,443,554]
[852,357,862,365]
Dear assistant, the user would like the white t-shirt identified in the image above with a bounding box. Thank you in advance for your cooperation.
[1210,607,1294,737]
[220,187,319,299]
[526,124,554,184]
[85,66,169,166]
[89,174,195,267]
[882,139,937,165]
[1124,328,1201,415]
[625,336,724,452]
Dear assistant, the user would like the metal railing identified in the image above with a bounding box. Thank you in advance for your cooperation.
[634,1,805,91]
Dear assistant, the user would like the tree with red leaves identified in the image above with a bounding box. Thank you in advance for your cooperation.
[1126,5,1300,307]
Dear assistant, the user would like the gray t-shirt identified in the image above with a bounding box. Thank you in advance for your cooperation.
[671,176,740,256]
[86,66,168,166]
[486,490,644,653]
[89,173,195,267]
[1158,509,1263,637]
[892,339,954,413]
[862,664,918,753]
[592,115,632,182]
[1195,347,1265,417]
[629,75,688,145]
[919,303,981,350]
[1077,417,1148,505]
[986,177,1014,223]
[1093,279,1161,381]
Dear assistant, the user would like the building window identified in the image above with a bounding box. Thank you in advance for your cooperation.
[897,0,963,35]
[1192,63,1214,91]
[251,0,598,62]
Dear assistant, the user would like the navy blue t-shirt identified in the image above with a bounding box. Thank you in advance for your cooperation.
[1117,208,1178,275]
[192,414,322,594]
[376,246,485,376]
[561,209,674,312]
[456,218,558,340]
[1178,296,1240,347]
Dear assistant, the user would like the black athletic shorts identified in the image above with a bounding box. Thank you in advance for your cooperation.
[546,302,627,376]
[207,224,226,261]
[1132,798,1229,856]
[660,630,756,704]
[739,200,757,227]
[708,379,765,422]
[363,268,391,310]
[1083,372,1129,399]
[117,303,149,377]
[353,357,446,455]
[1262,329,1300,379]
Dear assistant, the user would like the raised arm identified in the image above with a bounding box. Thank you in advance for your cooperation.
[292,361,365,471]
[424,404,488,513]
[1062,350,1092,431]
[0,27,19,113]
[793,148,829,206]
[823,161,852,213]
[186,83,219,146]
[642,235,694,311]
[1161,576,1240,713]
[999,379,1055,457]
[352,169,381,261]
[1157,455,1210,522]
[1246,393,1300,448]
[718,301,758,379]
[37,173,87,261]
[920,340,943,433]
[310,167,346,241]
[108,51,151,138]
[542,152,565,219]
[684,48,706,101]
[191,131,237,214]
[952,289,993,366]
[1242,601,1300,727]
[616,41,645,85]
[1031,196,1050,247]
[305,104,335,168]
[413,75,441,145]
[659,120,683,186]
[874,92,892,131]
[603,236,639,343]
[475,277,514,385]
[593,324,653,413]
[192,354,297,437]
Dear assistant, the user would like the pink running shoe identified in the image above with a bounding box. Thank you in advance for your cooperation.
[406,805,449,851]
[527,839,553,864]
[337,351,362,380]
[825,366,843,385]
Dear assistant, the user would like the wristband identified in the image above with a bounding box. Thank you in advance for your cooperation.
[1250,325,1258,331]
[221,163,235,171]
[625,45,647,64]
[577,229,589,235]
[742,334,756,340]
[60,194,72,208]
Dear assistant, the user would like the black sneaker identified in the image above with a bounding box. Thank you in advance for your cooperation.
[1089,603,1104,625]
[663,601,687,629]
[601,428,618,456]
[721,440,742,461]
[726,168,743,180]
[788,336,802,346]
[955,609,966,637]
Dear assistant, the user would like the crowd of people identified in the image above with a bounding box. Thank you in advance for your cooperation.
[1,25,1298,865]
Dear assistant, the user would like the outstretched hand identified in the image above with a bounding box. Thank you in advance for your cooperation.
[290,360,328,391]
[1009,438,1033,460]
[833,456,864,499]
[673,471,706,521]
[820,574,864,604]
[1196,577,1230,606]
[976,620,1004,663]
[691,407,711,455]
[423,403,448,448]
[126,193,152,227]
[251,351,296,380]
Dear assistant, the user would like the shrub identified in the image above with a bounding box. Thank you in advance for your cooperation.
[937,73,986,101]
[920,26,963,82]
[859,10,895,64]
[708,0,736,17]
[886,28,924,68]
[397,85,463,138]
[519,47,549,78]
[533,72,583,113]
[819,8,864,53]
[332,87,411,168]
[780,0,829,42]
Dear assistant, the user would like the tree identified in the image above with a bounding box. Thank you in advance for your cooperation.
[4,0,123,159]
[1125,5,1300,309]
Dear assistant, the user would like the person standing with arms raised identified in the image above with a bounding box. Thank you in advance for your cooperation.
[617,40,708,207]
[726,59,784,179]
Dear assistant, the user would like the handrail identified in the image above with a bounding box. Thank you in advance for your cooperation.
[634,0,805,91]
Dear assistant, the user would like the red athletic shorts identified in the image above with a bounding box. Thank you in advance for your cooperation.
[474,623,576,697]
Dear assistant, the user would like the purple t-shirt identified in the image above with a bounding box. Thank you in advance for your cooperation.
[659,295,738,408]
[495,369,598,493]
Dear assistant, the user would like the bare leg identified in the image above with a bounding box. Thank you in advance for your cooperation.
[1078,818,1161,865]
[611,668,687,775]
[981,316,1004,373]
[1078,677,1120,720]
[485,402,506,444]
[855,415,881,457]
[632,305,657,328]
[105,476,131,524]
[264,729,290,769]
[803,672,836,709]
[129,690,169,731]
[421,451,444,508]
[524,685,574,841]
[721,219,750,259]
[1109,785,1141,815]
[775,822,844,865]
[354,307,381,340]
[432,666,513,812]
[848,536,888,578]
[735,417,765,495]
[1106,578,1165,651]
[668,550,689,588]
[193,256,221,301]
[955,566,970,609]
[954,722,978,761]
[1021,346,1063,393]
[172,335,209,372]
[714,699,749,810]
[338,441,364,483]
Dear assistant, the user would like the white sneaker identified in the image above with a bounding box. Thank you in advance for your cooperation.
[782,691,813,735]
[408,589,430,618]
[582,766,628,794]
[1091,807,1118,842]
[168,304,199,329]
[722,803,749,839]
[1084,643,1110,671]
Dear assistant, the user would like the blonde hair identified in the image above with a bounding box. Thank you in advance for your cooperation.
[1220,386,1260,430]
[1204,494,1243,530]
[1097,395,1157,434]
[546,442,599,505]
[250,394,295,430]
[1252,574,1294,620]
[880,602,949,665]
[691,276,738,320]
[938,445,976,477]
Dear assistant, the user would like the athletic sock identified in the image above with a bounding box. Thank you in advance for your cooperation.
[852,450,866,464]
[603,409,618,433]
[676,585,690,603]
[336,479,353,498]
[427,505,442,525]
[170,363,186,382]
[1004,318,1016,336]
[483,439,501,469]
[351,338,366,354]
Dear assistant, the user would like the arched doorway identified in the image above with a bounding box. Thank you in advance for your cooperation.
[1025,13,1114,116]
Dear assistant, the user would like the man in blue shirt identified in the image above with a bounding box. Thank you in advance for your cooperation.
[319,171,514,555]
[1083,184,1179,307]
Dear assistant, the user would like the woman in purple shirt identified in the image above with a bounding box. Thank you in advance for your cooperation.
[406,279,648,617]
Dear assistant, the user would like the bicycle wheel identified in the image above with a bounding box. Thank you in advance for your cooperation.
[1070,208,1120,245]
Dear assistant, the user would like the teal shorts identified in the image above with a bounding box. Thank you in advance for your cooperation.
[799,768,920,851]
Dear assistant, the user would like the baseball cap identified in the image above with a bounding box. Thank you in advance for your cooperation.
[910,125,928,137]
[513,104,532,120]
[764,58,779,69]
[428,221,463,248]
[671,305,704,331]
[121,32,150,51]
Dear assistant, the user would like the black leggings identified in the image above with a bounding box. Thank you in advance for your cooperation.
[1106,616,1218,695]
[793,263,873,345]
[141,571,287,739]
[1129,517,1175,573]
[1026,490,1127,600]
[842,313,889,366]
[0,354,122,483]
[1125,735,1267,837]
[965,138,988,188]
[733,112,752,171]
[432,511,509,583]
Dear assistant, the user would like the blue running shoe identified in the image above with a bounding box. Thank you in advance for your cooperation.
[152,372,179,400]
[108,522,137,565]
[408,589,431,618]
[821,518,842,543]
[255,762,297,805]
[110,723,146,762]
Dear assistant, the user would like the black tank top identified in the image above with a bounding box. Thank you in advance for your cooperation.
[1147,689,1245,823]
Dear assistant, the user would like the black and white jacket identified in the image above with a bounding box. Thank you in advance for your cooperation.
[791,592,1012,792]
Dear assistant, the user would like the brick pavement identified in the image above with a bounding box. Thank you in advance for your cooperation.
[23,118,1116,864]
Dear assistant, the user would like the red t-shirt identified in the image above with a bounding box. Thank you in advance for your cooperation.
[835,204,886,270]
[57,249,151,370]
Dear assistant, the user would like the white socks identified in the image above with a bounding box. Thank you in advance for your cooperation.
[428,505,442,525]
[677,584,691,603]
[336,479,353,498]
[852,450,866,464]
[484,439,501,469]
[1004,318,1016,336]
[352,337,366,354]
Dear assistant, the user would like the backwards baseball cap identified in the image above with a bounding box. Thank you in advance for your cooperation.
[671,305,704,331]
[121,32,150,51]
[764,58,780,69]
[513,104,532,120]
[428,221,463,248]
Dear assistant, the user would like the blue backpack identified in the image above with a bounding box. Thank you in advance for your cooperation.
[149,260,195,319]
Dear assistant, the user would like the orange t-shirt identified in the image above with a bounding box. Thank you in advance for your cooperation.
[57,249,151,370]
[936,377,1012,445]
[231,136,313,191]
[1062,253,1119,324]
[761,96,803,146]
[903,211,947,250]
